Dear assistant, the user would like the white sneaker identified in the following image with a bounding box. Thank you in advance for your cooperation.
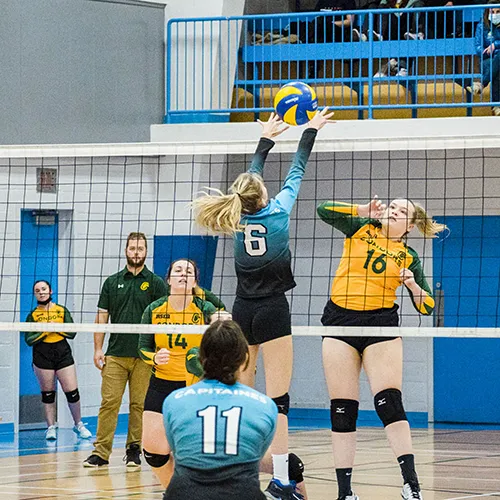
[402,482,423,499]
[492,106,500,116]
[352,28,366,42]
[339,493,360,500]
[45,425,57,441]
[404,32,425,40]
[467,81,484,95]
[73,421,92,439]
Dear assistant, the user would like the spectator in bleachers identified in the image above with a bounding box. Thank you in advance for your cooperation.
[368,0,426,77]
[313,0,360,42]
[362,0,426,41]
[468,0,500,115]
[425,0,462,38]
[305,0,362,78]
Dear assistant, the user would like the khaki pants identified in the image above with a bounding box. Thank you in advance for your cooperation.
[93,356,151,460]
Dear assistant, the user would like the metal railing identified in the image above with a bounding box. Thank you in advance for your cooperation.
[165,5,499,122]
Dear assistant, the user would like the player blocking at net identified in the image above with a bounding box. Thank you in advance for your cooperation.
[317,197,447,500]
[192,108,333,500]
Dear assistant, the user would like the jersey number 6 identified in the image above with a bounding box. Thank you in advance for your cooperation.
[244,224,268,257]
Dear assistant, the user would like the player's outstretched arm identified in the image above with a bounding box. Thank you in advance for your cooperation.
[248,113,289,175]
[276,108,334,213]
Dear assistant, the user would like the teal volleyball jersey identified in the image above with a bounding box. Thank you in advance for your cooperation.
[234,128,318,298]
[163,379,277,470]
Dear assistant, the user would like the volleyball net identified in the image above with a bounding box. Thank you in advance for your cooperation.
[2,125,500,427]
[1,132,499,335]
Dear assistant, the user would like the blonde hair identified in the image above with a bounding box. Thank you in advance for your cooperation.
[191,173,266,235]
[411,203,448,238]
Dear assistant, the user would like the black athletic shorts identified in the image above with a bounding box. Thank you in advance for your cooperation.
[32,339,75,371]
[163,462,266,500]
[232,293,291,346]
[144,376,186,414]
[321,300,400,355]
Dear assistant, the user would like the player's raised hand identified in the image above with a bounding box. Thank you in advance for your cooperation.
[308,107,335,130]
[258,112,289,139]
[357,196,387,219]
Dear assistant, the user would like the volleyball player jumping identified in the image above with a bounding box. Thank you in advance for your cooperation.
[192,109,333,500]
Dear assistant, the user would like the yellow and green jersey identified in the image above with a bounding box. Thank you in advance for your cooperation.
[139,296,216,382]
[317,201,435,315]
[24,303,75,346]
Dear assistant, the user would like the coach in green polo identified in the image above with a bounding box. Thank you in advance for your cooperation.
[83,232,167,470]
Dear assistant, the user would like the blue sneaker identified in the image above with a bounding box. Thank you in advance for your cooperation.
[264,479,304,500]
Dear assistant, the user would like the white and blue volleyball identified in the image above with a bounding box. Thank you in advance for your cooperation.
[274,82,318,126]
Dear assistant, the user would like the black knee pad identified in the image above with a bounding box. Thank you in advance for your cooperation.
[41,391,56,404]
[288,453,304,483]
[330,399,359,433]
[272,393,290,416]
[65,389,80,403]
[143,449,170,468]
[374,388,407,427]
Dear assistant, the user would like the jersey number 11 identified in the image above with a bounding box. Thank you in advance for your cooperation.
[197,406,242,456]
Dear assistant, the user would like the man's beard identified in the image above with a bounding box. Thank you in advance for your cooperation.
[37,296,52,306]
[127,255,146,269]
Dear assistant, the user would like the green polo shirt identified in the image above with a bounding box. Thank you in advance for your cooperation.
[98,265,168,357]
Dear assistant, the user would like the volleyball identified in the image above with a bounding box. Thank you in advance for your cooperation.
[274,82,318,126]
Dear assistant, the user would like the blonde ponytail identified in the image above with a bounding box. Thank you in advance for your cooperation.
[191,188,243,235]
[412,204,448,237]
[191,173,266,235]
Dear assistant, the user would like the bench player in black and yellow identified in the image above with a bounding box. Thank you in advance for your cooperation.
[24,280,91,441]
[139,258,228,484]
[317,197,447,500]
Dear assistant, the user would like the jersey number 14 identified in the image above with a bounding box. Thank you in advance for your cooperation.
[197,405,242,456]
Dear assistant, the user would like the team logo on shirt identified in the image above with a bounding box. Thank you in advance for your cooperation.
[192,313,201,324]
[140,282,150,291]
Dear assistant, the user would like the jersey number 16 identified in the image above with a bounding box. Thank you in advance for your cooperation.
[197,405,242,456]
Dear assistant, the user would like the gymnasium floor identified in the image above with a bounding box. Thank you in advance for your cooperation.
[1,426,499,499]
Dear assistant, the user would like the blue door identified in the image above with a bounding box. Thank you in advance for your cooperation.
[433,216,500,423]
[19,210,59,428]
